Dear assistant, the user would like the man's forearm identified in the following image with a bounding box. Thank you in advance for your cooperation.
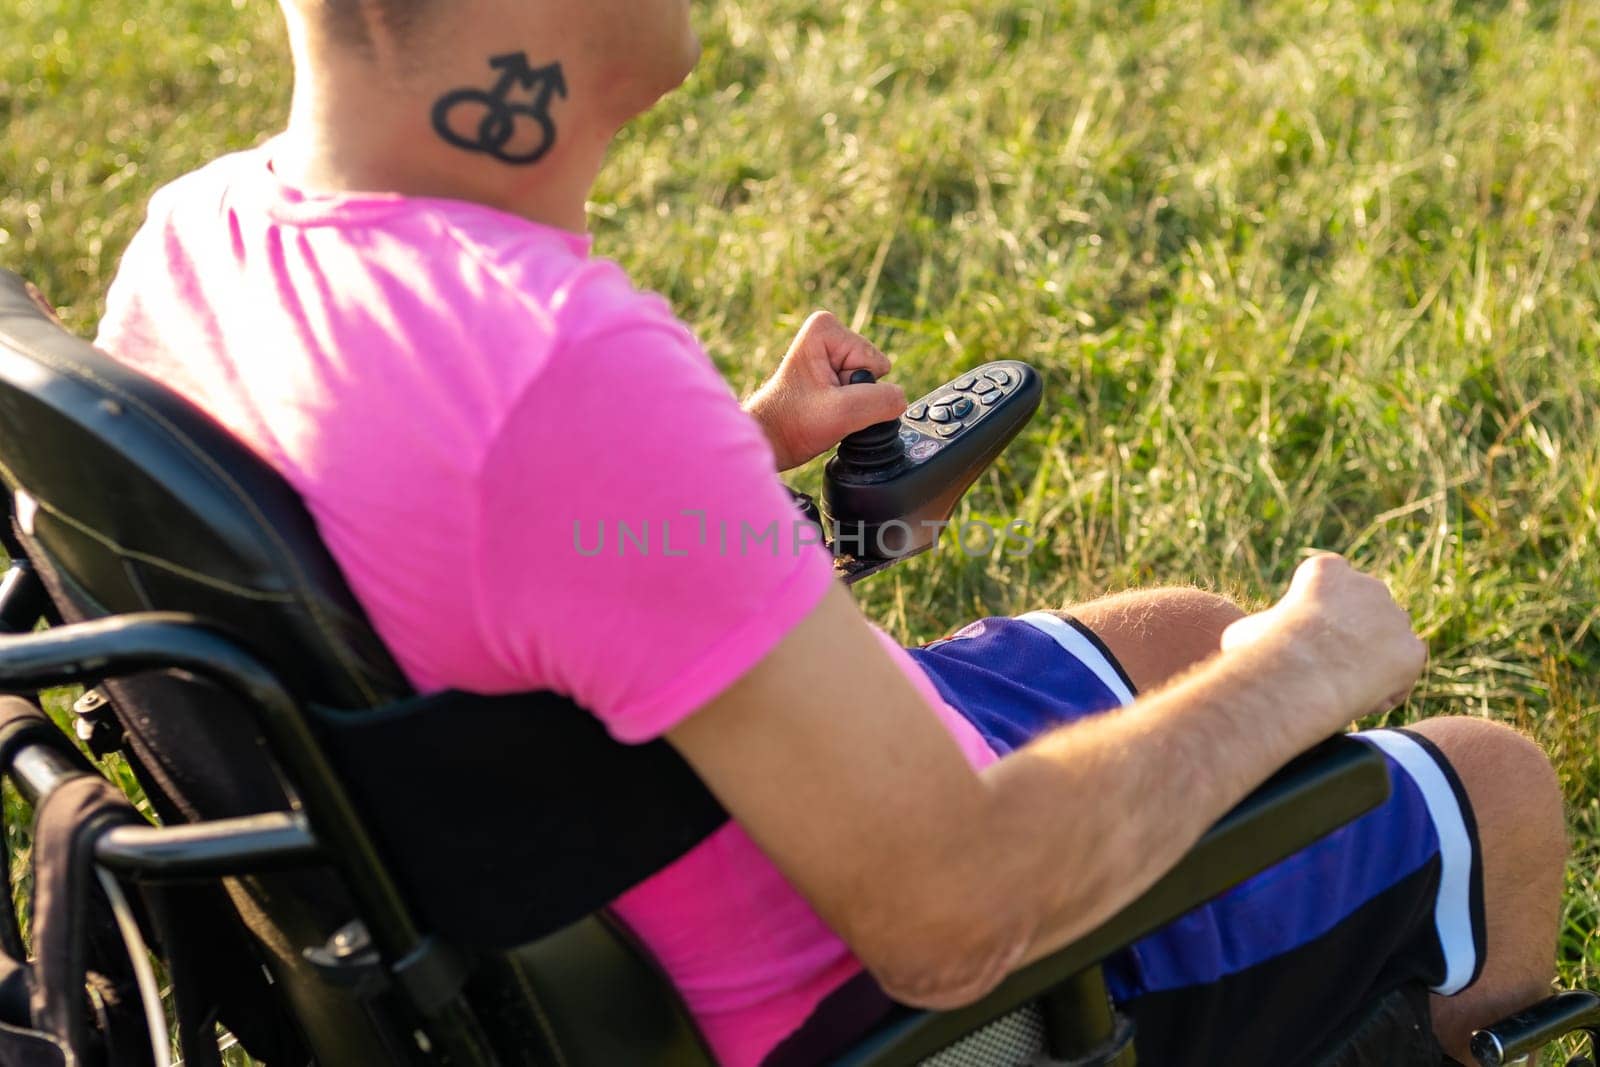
[980,635,1341,968]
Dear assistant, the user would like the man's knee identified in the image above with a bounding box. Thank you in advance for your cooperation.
[1063,587,1246,693]
[1407,716,1566,862]
[1405,718,1563,824]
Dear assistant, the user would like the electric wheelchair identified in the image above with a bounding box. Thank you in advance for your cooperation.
[0,267,1591,1067]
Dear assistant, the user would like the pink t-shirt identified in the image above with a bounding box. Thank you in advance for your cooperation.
[96,144,999,1066]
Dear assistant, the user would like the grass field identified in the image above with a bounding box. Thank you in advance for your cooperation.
[4,0,1599,1054]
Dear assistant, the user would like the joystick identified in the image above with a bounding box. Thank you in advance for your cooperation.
[834,370,906,470]
[824,360,1042,563]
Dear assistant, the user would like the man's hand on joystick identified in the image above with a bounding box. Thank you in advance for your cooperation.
[744,311,907,472]
[836,370,908,470]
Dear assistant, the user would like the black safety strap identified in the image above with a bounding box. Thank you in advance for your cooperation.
[0,699,63,1064]
[0,812,24,975]
[139,889,223,1067]
[312,688,731,949]
[29,773,153,1067]
[0,1019,70,1067]
[760,971,899,1067]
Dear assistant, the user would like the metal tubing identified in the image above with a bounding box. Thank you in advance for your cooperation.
[11,741,91,806]
[95,812,321,879]
[1039,969,1114,1057]
[1039,968,1136,1066]
[0,613,493,1063]
[11,727,323,878]
[1470,991,1600,1065]
[0,563,48,635]
[0,614,417,944]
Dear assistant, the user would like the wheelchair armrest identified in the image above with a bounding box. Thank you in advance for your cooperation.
[833,735,1391,1066]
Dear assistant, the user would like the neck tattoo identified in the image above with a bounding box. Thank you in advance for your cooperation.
[431,52,569,166]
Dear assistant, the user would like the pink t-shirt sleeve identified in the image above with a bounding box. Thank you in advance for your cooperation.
[470,311,836,743]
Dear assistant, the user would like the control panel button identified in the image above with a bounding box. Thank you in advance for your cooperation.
[984,368,1014,387]
[937,424,962,438]
[928,405,954,424]
[980,391,1003,405]
[950,396,975,417]
[907,402,928,420]
[972,378,1000,395]
[954,376,977,391]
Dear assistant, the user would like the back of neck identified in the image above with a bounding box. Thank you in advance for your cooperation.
[272,19,609,234]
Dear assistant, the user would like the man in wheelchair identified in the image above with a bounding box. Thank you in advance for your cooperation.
[0,1,1583,1065]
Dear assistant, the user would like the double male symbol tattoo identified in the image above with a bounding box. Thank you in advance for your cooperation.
[431,52,568,166]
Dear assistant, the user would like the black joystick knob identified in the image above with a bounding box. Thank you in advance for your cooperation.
[836,370,905,471]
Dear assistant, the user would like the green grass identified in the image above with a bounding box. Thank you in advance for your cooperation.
[4,0,1600,1055]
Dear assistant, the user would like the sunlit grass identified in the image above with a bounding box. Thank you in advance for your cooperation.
[3,0,1598,1055]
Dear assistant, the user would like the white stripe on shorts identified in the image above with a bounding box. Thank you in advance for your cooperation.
[1014,611,1137,707]
[1354,728,1480,996]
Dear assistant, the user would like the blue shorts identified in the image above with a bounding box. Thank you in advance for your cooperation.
[905,613,1486,1066]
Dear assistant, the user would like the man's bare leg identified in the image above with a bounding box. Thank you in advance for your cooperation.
[1409,717,1566,1063]
[1057,586,1245,693]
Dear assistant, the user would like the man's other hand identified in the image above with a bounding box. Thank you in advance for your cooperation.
[744,311,907,471]
[1222,554,1428,722]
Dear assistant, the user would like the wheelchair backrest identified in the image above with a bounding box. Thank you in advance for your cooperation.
[0,270,444,1059]
[0,272,408,708]
[0,268,721,1066]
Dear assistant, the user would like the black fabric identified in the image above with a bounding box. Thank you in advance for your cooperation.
[21,523,352,923]
[0,699,55,1040]
[1120,859,1448,1067]
[0,956,32,1028]
[138,888,259,1067]
[311,689,730,949]
[28,774,153,1067]
[760,971,897,1067]
[0,1020,70,1067]
[0,789,69,1067]
[1306,984,1438,1067]
[0,697,84,973]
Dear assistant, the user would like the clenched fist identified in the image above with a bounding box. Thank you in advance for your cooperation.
[744,312,908,471]
[1222,554,1428,727]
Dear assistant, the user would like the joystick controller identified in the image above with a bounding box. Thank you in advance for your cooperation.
[824,360,1042,563]
[835,369,906,470]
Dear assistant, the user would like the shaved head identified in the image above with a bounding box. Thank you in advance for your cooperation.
[297,0,434,48]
